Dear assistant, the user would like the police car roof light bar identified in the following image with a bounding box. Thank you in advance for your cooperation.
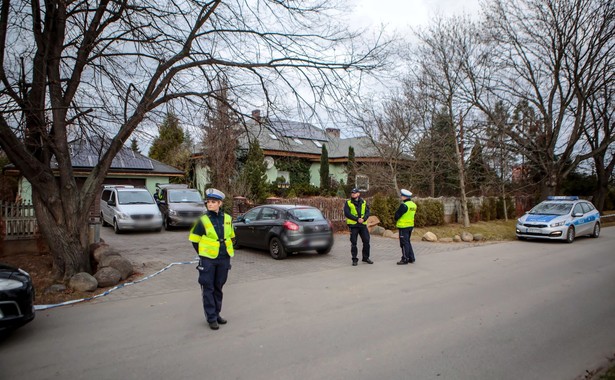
[546,196,579,201]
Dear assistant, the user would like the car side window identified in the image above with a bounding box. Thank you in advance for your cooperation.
[260,207,279,221]
[581,202,593,213]
[243,208,261,221]
[572,204,583,215]
[101,190,111,202]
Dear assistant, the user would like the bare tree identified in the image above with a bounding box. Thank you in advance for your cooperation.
[412,16,483,227]
[0,0,389,280]
[350,94,417,195]
[473,0,615,199]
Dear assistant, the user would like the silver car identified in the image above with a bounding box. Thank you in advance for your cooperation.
[516,196,601,243]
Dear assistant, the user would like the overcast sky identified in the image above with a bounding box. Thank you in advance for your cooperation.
[349,0,481,33]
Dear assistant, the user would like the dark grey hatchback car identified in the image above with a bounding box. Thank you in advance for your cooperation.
[233,205,334,259]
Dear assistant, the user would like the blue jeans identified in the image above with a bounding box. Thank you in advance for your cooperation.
[398,227,415,262]
[197,255,231,322]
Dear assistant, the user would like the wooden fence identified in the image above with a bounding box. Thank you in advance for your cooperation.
[0,201,39,240]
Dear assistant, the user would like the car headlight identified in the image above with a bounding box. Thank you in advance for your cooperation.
[516,218,523,225]
[550,221,566,227]
[0,278,24,291]
[117,212,130,220]
[169,210,178,216]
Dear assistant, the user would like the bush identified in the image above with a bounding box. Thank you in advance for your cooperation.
[414,199,445,227]
[369,193,399,230]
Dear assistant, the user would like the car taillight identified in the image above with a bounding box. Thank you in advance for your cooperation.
[283,221,300,231]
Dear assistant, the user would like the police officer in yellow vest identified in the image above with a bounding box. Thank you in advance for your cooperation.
[189,188,235,330]
[394,189,417,265]
[343,188,373,266]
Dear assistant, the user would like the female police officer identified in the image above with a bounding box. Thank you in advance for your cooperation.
[189,188,235,330]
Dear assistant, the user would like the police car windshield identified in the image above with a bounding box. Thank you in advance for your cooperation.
[118,191,155,205]
[290,208,325,222]
[530,202,573,216]
[169,190,203,203]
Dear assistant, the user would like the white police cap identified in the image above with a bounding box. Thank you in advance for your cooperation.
[400,189,413,197]
[205,188,225,200]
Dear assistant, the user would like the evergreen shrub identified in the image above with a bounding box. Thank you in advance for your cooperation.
[414,199,445,227]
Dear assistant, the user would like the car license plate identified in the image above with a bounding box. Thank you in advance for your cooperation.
[311,240,328,247]
[528,228,541,234]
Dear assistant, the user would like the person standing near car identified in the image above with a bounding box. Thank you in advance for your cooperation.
[344,188,373,266]
[189,188,235,330]
[395,189,417,265]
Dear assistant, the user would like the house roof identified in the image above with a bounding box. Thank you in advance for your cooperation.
[238,120,382,161]
[3,137,184,177]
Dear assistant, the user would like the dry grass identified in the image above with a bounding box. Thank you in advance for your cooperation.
[413,219,518,241]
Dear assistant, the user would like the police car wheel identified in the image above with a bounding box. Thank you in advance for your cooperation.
[269,237,287,260]
[591,223,600,238]
[565,226,575,243]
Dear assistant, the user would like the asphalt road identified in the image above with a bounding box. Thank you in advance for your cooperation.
[1,227,614,380]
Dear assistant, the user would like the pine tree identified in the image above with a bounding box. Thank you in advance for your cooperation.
[243,140,268,202]
[319,145,330,193]
[149,112,185,163]
[130,138,141,154]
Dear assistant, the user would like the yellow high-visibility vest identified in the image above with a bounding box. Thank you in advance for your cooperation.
[346,200,366,225]
[189,214,235,258]
[396,200,417,228]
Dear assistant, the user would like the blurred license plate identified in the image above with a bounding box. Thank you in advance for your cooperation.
[311,240,328,247]
[528,228,541,233]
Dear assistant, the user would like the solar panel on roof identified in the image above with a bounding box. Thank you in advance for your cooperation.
[268,119,327,141]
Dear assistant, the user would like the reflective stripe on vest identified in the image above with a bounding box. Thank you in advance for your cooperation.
[396,200,417,228]
[188,214,235,258]
[346,199,366,225]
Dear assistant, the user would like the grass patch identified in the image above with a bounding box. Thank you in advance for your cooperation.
[413,219,518,241]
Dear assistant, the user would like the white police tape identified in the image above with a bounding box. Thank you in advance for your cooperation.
[34,259,199,311]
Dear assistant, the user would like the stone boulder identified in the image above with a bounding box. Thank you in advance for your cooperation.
[94,267,122,287]
[69,272,98,292]
[422,231,438,242]
[90,242,111,262]
[453,235,462,242]
[370,226,386,236]
[44,284,67,294]
[383,229,396,238]
[461,231,474,242]
[97,250,123,268]
[473,233,484,241]
[107,256,134,280]
[366,215,380,228]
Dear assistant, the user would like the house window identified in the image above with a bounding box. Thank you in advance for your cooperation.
[356,175,369,191]
[292,138,303,145]
[269,133,278,140]
[278,171,290,183]
[313,140,322,148]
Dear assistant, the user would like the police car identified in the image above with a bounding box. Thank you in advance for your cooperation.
[516,196,601,243]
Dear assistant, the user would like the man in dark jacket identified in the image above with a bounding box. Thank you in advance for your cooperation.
[343,188,373,266]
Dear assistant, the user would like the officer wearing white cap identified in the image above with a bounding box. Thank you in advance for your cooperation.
[343,188,373,266]
[189,188,235,330]
[394,189,417,265]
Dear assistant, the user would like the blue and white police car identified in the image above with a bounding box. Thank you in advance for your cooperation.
[516,196,601,243]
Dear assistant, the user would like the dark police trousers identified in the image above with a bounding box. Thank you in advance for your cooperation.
[398,227,415,263]
[349,224,370,262]
[197,255,231,323]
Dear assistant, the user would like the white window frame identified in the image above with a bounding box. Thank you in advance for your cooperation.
[355,175,369,191]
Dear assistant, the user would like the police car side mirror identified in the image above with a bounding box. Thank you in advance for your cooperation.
[107,199,116,206]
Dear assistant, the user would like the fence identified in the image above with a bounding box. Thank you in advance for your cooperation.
[0,201,39,240]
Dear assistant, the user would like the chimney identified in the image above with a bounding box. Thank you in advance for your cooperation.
[251,109,261,123]
[325,128,340,138]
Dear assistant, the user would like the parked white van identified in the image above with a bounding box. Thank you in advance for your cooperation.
[100,185,163,233]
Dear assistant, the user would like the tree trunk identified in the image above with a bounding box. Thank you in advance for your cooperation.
[32,193,91,281]
[454,137,470,227]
